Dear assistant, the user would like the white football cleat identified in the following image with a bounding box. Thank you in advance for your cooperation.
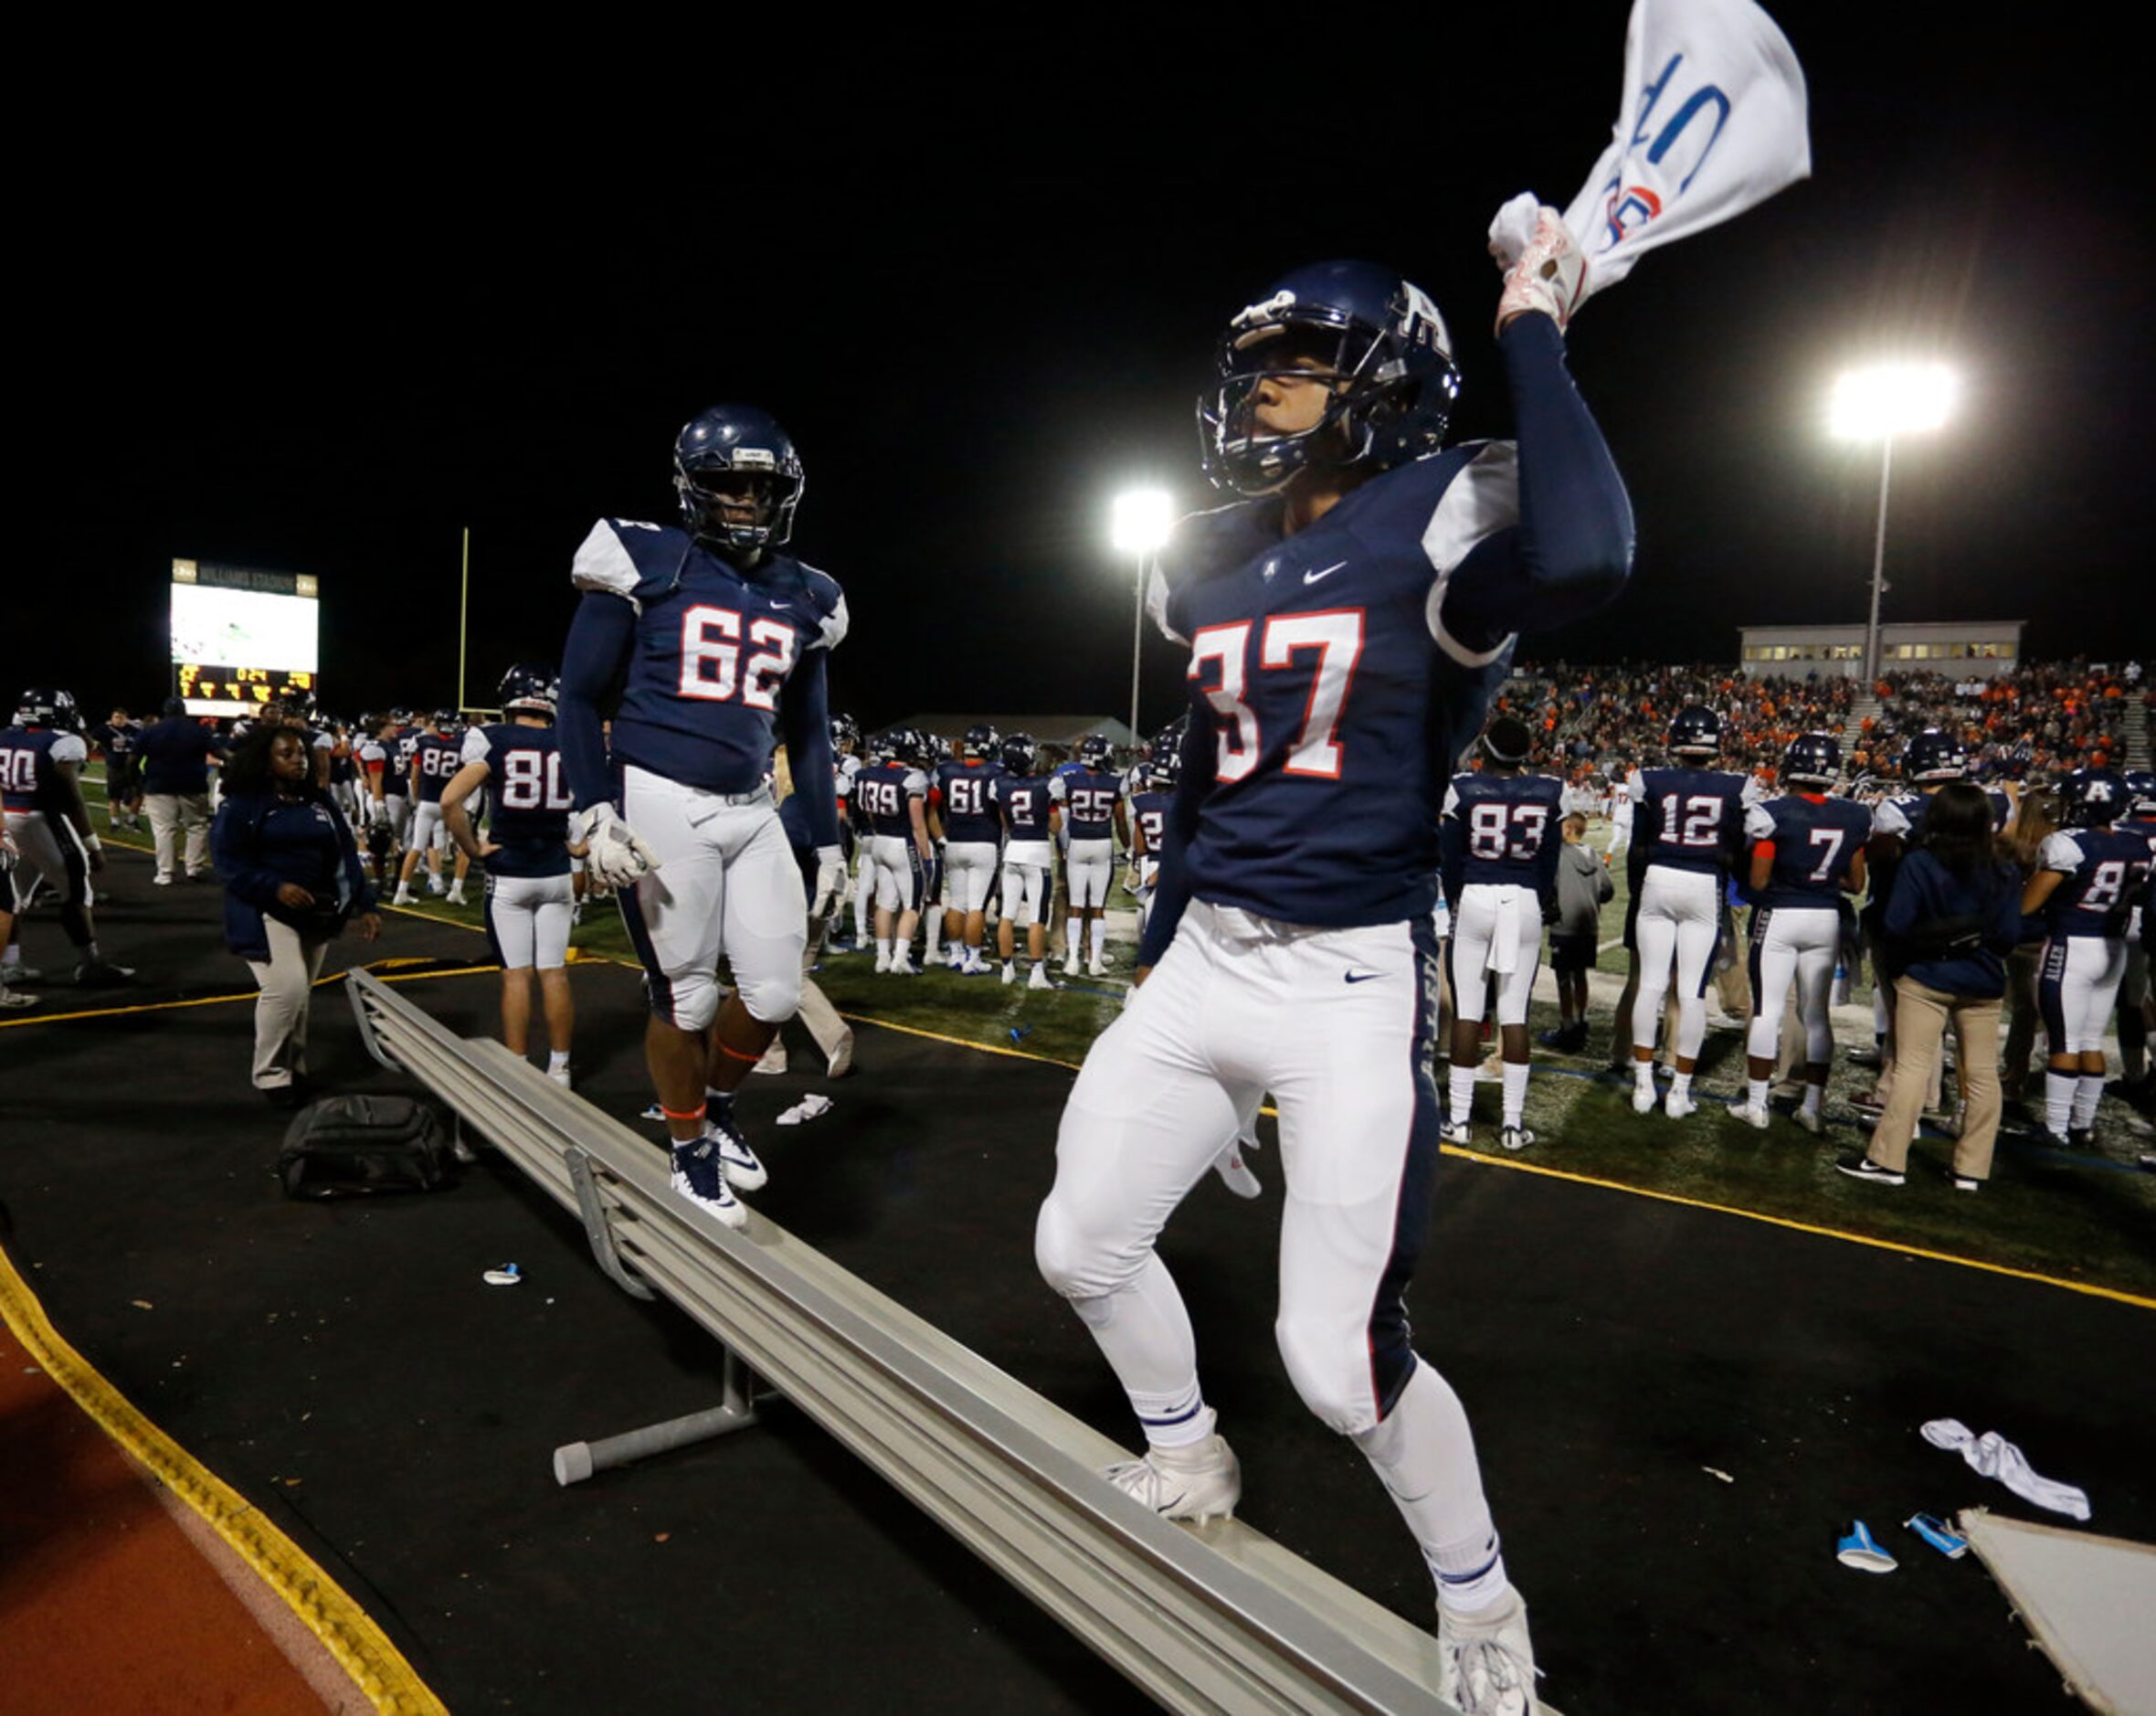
[1630,1082,1657,1115]
[1439,1119,1474,1147]
[1087,959,1108,978]
[1103,1434,1241,1523]
[1436,1587,1539,1716]
[1000,962,1017,985]
[546,1065,573,1089]
[1793,1106,1825,1135]
[705,1117,767,1192]
[1499,1125,1534,1152]
[1731,1101,1770,1130]
[1028,963,1054,990]
[669,1137,746,1229]
[1063,952,1080,977]
[1665,1089,1697,1120]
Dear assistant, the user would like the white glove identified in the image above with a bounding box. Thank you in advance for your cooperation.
[570,803,659,889]
[1490,196,1588,335]
[810,845,847,918]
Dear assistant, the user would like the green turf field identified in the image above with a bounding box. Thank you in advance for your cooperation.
[85,779,2156,1301]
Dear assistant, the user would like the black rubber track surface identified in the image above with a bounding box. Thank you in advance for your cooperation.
[5,851,2150,1713]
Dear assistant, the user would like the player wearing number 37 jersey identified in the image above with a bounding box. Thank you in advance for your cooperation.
[558,403,847,1230]
[1034,236,1632,1702]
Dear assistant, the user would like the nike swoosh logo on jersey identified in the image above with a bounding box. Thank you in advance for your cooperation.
[1304,560,1348,585]
[1344,969,1386,983]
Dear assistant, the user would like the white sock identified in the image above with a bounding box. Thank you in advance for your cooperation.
[548,1050,569,1072]
[1448,1065,1475,1128]
[2045,1071,2077,1136]
[1748,1078,1770,1109]
[877,937,893,962]
[1802,1084,1823,1116]
[1633,1059,1654,1090]
[1065,920,1081,957]
[1501,1061,1529,1128]
[1090,919,1106,963]
[2072,1075,2104,1131]
[1065,1253,1208,1449]
[1672,1071,1693,1099]
[1352,1361,1506,1613]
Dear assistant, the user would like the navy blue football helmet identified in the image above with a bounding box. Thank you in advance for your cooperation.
[1078,734,1115,769]
[962,723,999,760]
[999,732,1039,775]
[2123,768,2156,815]
[830,712,860,754]
[14,688,79,730]
[2060,767,2125,827]
[1782,732,1842,789]
[1199,260,1459,496]
[1904,728,1969,784]
[499,662,559,719]
[1668,705,1721,757]
[674,404,805,554]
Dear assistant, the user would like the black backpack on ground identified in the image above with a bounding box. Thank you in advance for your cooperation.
[278,1095,457,1199]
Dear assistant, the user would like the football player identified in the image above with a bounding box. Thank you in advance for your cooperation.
[991,732,1061,989]
[90,707,144,831]
[441,665,579,1086]
[1439,715,1565,1150]
[391,712,468,905]
[936,723,1003,974]
[1126,749,1177,944]
[558,404,847,1228]
[1,689,132,986]
[825,712,864,949]
[852,729,935,973]
[1053,734,1127,978]
[2110,770,2156,1106]
[0,827,30,1006]
[1033,232,1631,1705]
[2023,768,2151,1144]
[1735,734,1870,1131]
[1625,707,1752,1118]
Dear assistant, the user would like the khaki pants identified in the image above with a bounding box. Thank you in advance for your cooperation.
[147,792,210,880]
[1867,976,2002,1181]
[245,916,332,1089]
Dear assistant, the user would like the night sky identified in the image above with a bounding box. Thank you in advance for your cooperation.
[19,16,2150,733]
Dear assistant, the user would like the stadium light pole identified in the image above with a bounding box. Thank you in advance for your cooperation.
[1110,489,1175,746]
[1829,364,1957,684]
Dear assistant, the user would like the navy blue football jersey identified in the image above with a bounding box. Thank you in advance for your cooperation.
[566,518,846,798]
[993,772,1057,842]
[1054,768,1124,842]
[0,726,88,815]
[1440,770,1565,897]
[391,726,420,793]
[934,758,1002,843]
[1150,449,1523,928]
[411,733,463,805]
[1129,789,1172,856]
[464,723,572,877]
[1632,766,1749,877]
[1746,793,1873,909]
[2036,826,2155,938]
[851,761,925,839]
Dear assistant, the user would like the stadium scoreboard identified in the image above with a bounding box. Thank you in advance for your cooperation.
[170,559,321,715]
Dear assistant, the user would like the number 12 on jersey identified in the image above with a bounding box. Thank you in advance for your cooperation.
[1189,610,1363,783]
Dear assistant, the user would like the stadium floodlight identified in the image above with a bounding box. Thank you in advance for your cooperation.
[1830,364,1957,683]
[1110,488,1176,742]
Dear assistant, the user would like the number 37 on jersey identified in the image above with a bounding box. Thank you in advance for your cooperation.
[1189,609,1363,783]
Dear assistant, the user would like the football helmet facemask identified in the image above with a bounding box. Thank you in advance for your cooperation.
[675,404,804,555]
[1668,705,1721,758]
[1199,260,1459,497]
[1078,734,1115,769]
[499,662,559,719]
[2123,769,2156,816]
[1782,732,1842,789]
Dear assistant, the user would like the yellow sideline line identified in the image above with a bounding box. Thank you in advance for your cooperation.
[1440,1146,2156,1312]
[0,964,499,1030]
[836,1009,1086,1073]
[0,1246,448,1714]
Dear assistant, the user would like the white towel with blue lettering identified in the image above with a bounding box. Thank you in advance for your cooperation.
[1490,0,1811,302]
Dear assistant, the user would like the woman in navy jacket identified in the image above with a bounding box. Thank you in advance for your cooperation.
[1839,782,2021,1189]
[212,724,380,1105]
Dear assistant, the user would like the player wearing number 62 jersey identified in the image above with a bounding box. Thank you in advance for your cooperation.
[1735,734,1870,1130]
[1624,707,1754,1118]
[1439,716,1564,1150]
[1035,244,1631,1696]
[442,665,579,1086]
[559,403,847,1229]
